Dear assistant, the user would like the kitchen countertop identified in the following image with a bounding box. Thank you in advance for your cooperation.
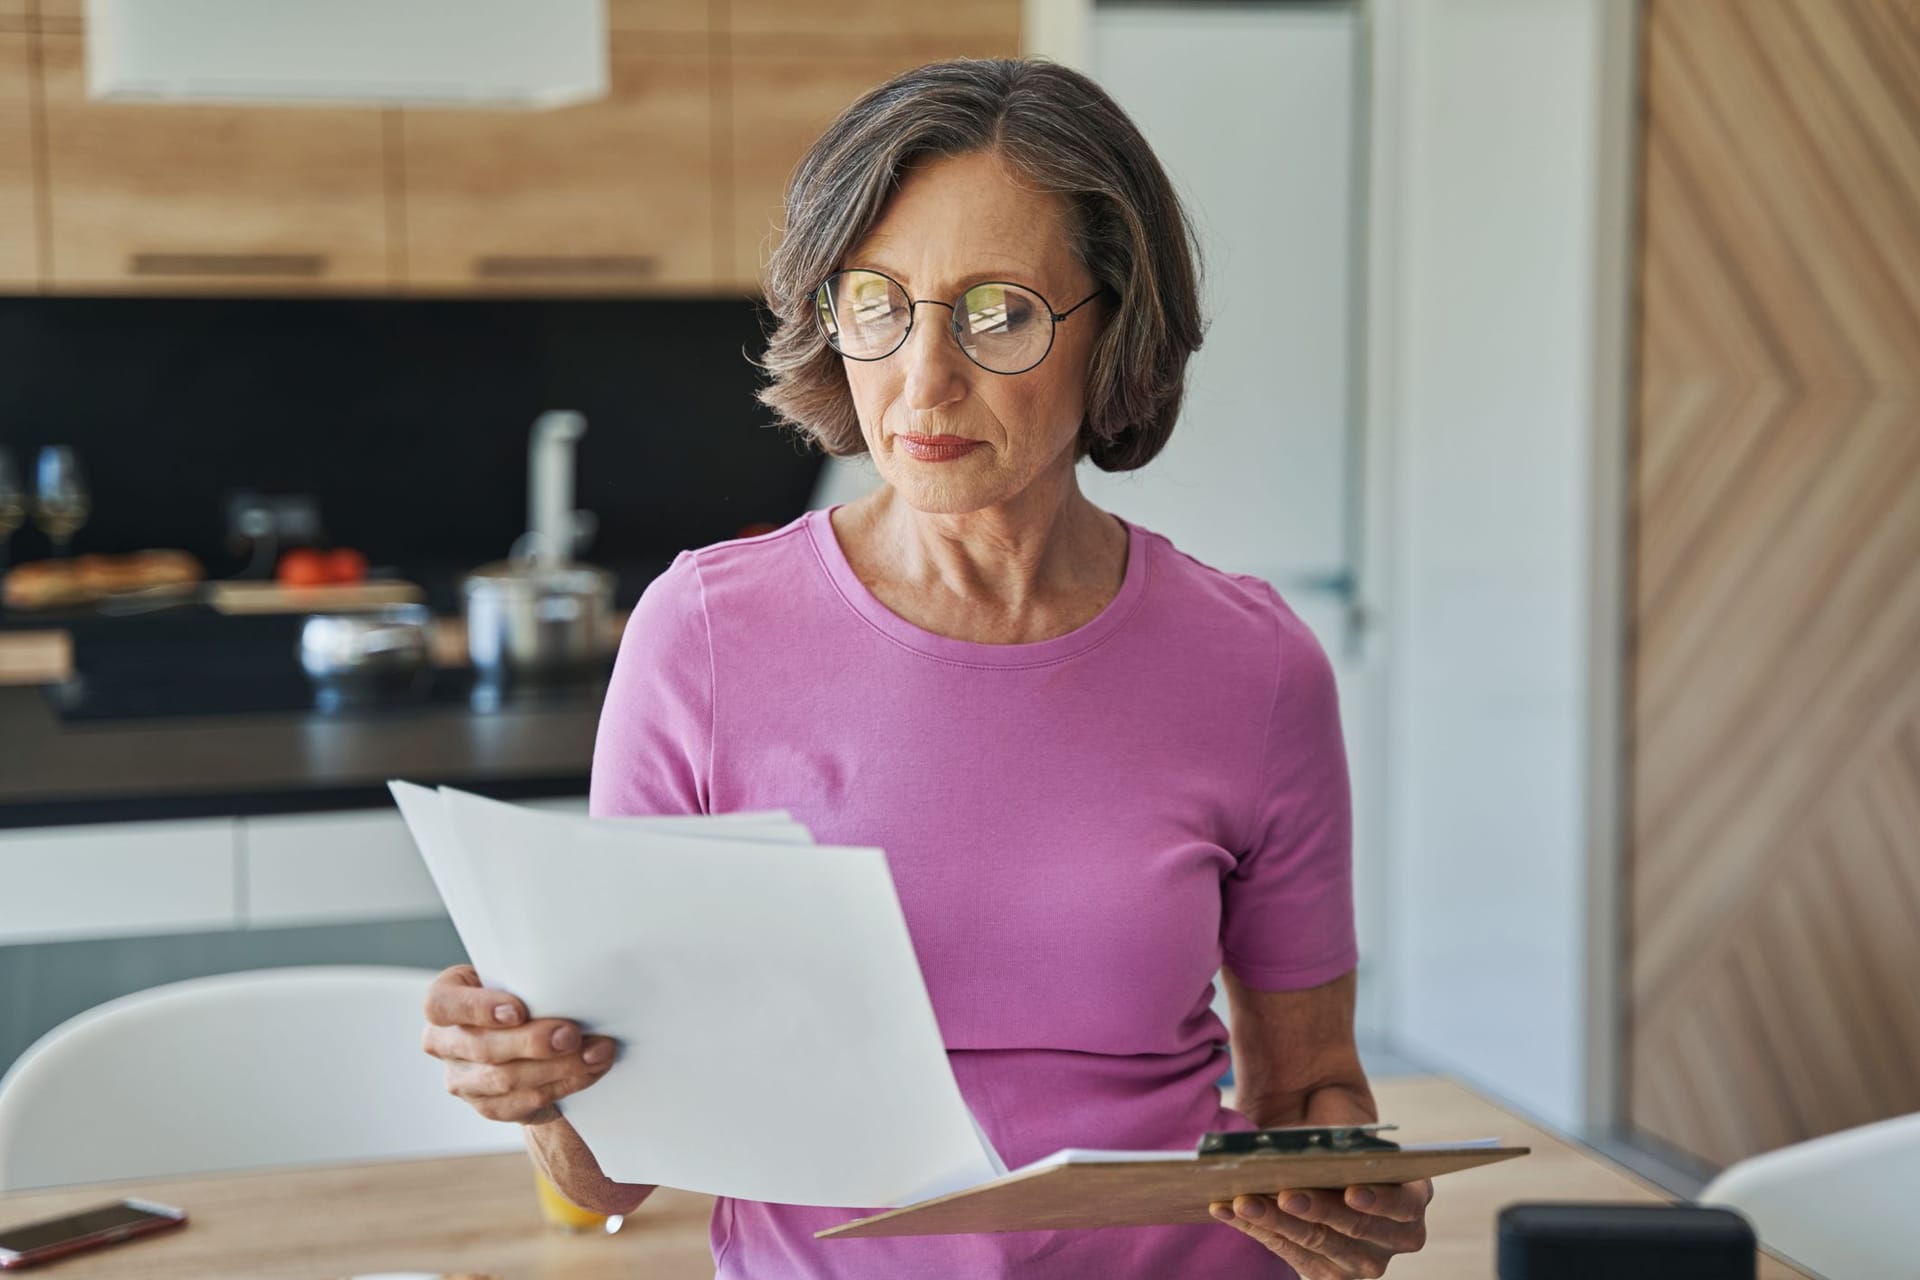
[0,675,603,831]
[0,588,645,829]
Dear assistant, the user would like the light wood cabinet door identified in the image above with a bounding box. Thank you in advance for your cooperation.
[37,32,391,293]
[729,0,1018,44]
[397,30,713,295]
[0,31,37,290]
[727,41,1011,291]
[607,0,709,35]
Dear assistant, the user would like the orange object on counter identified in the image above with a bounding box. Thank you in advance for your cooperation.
[278,546,369,586]
[325,547,368,584]
[276,548,330,587]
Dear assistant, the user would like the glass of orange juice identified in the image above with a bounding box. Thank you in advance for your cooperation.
[533,1163,618,1233]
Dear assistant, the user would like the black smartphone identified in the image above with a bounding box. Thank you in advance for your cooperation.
[0,1198,188,1270]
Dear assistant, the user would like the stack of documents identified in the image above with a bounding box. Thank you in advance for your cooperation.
[393,785,1526,1233]
[390,782,1005,1208]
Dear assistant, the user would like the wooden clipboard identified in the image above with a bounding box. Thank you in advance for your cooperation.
[816,1144,1529,1239]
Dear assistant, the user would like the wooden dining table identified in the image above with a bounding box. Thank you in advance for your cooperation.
[0,1075,1817,1278]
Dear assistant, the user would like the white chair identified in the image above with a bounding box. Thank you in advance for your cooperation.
[1698,1110,1920,1280]
[0,965,524,1191]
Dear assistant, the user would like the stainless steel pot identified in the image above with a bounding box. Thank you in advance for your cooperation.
[298,605,434,709]
[461,560,614,685]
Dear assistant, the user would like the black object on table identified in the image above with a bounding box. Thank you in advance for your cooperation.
[1497,1202,1758,1279]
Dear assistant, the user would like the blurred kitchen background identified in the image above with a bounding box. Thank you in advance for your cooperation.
[0,0,1915,1203]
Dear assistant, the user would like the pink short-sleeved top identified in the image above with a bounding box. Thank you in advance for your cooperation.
[589,506,1357,1279]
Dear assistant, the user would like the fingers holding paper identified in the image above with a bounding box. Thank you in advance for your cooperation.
[425,962,530,1030]
[421,963,617,1126]
[1208,1178,1433,1278]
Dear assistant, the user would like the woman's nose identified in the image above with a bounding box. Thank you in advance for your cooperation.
[900,304,968,413]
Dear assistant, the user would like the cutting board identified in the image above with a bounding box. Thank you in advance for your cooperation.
[207,581,425,614]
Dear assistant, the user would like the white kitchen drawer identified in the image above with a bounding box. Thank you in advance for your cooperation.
[0,819,239,944]
[242,810,445,928]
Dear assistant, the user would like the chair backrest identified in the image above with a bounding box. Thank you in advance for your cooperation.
[1698,1110,1920,1280]
[0,965,524,1191]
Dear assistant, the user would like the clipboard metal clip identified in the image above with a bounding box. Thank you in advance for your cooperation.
[1198,1124,1402,1156]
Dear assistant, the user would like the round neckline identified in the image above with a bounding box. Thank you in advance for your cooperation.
[805,504,1150,668]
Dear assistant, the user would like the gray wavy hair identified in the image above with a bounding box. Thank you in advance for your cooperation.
[754,57,1205,473]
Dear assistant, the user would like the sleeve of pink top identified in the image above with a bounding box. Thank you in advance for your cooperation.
[1220,590,1360,991]
[589,550,714,819]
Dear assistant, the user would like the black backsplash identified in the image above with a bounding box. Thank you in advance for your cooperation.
[0,295,826,601]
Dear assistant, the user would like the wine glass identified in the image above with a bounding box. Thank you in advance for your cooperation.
[34,446,90,558]
[0,448,25,571]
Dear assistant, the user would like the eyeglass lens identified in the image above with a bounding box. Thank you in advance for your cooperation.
[815,270,1057,374]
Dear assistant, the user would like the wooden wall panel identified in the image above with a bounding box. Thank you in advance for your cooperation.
[1629,0,1920,1169]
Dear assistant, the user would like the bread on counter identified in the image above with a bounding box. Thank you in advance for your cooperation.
[2,550,205,610]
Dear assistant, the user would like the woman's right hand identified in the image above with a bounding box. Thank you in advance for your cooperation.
[421,964,617,1126]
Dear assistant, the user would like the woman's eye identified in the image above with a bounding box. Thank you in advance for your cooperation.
[967,294,1031,333]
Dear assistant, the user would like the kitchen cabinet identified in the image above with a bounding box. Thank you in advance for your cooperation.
[0,797,592,947]
[12,2,1019,298]
[726,39,1014,290]
[36,31,391,293]
[25,2,697,35]
[396,29,713,295]
[608,0,710,35]
[730,0,1019,44]
[242,800,591,935]
[0,30,37,290]
[241,811,445,930]
[0,819,238,945]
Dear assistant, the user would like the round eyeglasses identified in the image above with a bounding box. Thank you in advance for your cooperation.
[812,269,1103,376]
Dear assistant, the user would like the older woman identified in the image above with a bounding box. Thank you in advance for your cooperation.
[420,58,1430,1279]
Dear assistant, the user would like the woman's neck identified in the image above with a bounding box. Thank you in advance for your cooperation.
[835,467,1129,644]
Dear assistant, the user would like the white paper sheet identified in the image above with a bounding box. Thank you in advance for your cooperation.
[389,782,1003,1208]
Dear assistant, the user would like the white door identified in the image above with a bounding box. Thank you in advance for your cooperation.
[1084,4,1386,1036]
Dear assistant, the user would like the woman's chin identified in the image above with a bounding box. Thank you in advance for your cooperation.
[878,461,1010,518]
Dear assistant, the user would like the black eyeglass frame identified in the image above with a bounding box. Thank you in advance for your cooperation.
[813,268,1105,377]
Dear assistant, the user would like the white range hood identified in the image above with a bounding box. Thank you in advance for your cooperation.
[86,0,608,110]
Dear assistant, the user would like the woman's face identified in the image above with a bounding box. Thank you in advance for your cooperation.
[835,149,1104,517]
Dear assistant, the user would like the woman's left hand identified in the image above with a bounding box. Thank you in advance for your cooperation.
[1209,1179,1433,1278]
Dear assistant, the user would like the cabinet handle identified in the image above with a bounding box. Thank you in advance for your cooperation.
[129,253,328,278]
[473,254,658,280]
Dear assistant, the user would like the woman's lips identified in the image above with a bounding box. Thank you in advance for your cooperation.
[897,434,983,462]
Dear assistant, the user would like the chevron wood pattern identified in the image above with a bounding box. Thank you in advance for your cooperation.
[1628,0,1920,1169]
